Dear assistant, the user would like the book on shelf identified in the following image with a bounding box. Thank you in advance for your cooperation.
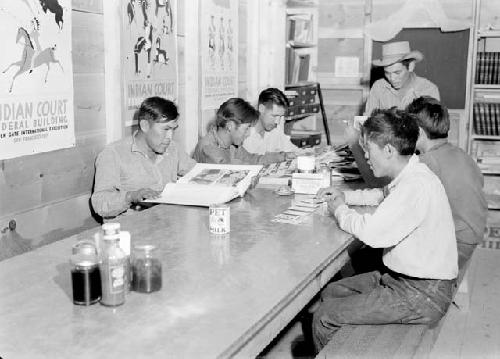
[286,47,311,84]
[473,102,500,136]
[475,52,500,85]
[287,14,313,44]
[472,141,500,171]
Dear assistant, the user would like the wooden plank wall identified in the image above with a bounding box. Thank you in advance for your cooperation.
[0,0,105,252]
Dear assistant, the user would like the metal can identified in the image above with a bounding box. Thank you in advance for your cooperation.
[209,204,230,234]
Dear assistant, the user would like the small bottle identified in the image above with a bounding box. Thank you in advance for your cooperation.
[320,163,332,187]
[100,232,126,306]
[131,244,162,293]
[119,231,132,292]
[70,252,101,305]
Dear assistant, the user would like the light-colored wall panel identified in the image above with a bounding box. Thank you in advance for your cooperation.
[318,0,365,29]
[73,73,106,134]
[72,11,105,74]
[72,0,103,14]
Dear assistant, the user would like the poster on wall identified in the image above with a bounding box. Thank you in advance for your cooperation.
[201,0,238,110]
[0,0,75,160]
[121,0,178,126]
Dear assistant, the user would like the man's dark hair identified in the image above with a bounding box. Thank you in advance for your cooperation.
[215,98,259,129]
[258,88,289,108]
[406,96,449,139]
[362,108,419,155]
[401,58,413,69]
[138,96,179,123]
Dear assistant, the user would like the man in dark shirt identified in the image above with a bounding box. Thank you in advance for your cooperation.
[408,96,487,267]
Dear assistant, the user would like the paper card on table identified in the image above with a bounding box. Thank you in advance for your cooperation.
[283,209,310,216]
[295,201,319,209]
[288,205,316,213]
[275,213,300,220]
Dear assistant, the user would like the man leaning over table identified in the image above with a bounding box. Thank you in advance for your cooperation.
[312,108,457,352]
[243,87,300,155]
[91,97,196,219]
[193,97,295,165]
[347,41,440,188]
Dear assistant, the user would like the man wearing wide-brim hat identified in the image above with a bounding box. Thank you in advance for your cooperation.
[345,41,440,188]
[365,41,440,115]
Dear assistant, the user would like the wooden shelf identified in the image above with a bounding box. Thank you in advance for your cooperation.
[472,135,500,140]
[287,41,316,48]
[478,30,500,38]
[474,84,500,90]
[480,169,500,175]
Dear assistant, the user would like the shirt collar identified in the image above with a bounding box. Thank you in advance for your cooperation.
[427,139,449,153]
[130,130,164,163]
[211,127,230,149]
[388,154,419,191]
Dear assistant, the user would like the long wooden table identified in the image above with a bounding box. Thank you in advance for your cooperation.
[0,188,354,358]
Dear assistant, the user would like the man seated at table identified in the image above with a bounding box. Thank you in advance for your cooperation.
[312,108,458,352]
[407,96,487,268]
[91,96,196,219]
[243,88,299,155]
[193,97,295,164]
[347,41,440,188]
[349,97,488,275]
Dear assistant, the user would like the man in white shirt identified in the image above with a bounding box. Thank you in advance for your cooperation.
[312,108,458,352]
[243,88,299,155]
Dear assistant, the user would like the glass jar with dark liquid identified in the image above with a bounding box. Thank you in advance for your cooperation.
[131,244,162,293]
[70,253,101,305]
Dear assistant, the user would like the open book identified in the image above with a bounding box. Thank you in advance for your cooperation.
[145,163,262,207]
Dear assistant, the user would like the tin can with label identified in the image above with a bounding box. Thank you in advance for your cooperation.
[209,204,230,234]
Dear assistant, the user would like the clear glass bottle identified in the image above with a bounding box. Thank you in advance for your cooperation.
[320,163,332,187]
[100,232,126,306]
[131,244,162,293]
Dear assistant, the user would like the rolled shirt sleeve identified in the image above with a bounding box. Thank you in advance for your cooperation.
[91,148,131,218]
[232,146,285,165]
[344,188,384,206]
[334,181,427,248]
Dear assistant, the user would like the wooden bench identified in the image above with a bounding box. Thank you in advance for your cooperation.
[315,252,475,358]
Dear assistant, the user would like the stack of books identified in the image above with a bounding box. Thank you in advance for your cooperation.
[471,140,500,172]
[473,103,500,135]
[475,52,500,84]
[286,13,314,84]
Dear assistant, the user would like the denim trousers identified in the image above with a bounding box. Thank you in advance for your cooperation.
[312,270,455,353]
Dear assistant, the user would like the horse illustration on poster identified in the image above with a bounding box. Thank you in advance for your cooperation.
[2,25,63,93]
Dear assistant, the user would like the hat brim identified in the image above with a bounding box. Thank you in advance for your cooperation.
[372,50,423,67]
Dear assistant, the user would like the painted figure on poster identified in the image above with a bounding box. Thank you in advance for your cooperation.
[155,37,169,65]
[140,0,151,29]
[218,17,225,70]
[38,0,64,30]
[133,21,154,76]
[208,15,217,70]
[161,17,170,35]
[226,18,233,70]
[33,44,64,83]
[2,27,35,93]
[127,0,136,25]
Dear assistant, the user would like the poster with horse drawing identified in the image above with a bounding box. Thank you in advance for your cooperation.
[0,0,74,160]
[122,0,178,126]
